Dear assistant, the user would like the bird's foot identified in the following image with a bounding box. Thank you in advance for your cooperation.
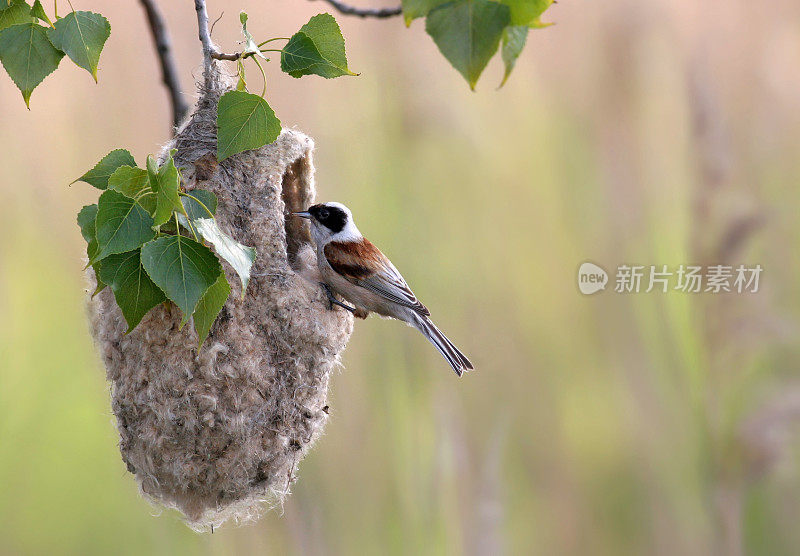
[319,283,356,313]
[353,307,370,319]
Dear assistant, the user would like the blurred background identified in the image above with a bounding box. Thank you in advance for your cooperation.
[2,0,800,554]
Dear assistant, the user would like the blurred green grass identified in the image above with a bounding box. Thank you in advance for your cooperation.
[2,0,800,554]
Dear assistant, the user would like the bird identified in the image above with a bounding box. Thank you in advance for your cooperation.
[293,202,473,376]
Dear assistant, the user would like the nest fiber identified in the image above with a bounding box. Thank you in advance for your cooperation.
[88,68,353,530]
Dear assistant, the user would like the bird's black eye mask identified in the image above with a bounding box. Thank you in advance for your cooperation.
[309,204,347,234]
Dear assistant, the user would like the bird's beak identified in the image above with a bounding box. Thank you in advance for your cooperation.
[292,211,311,219]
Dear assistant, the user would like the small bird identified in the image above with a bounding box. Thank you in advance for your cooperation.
[294,202,473,376]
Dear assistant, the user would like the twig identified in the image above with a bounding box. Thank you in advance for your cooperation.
[194,0,215,83]
[211,51,244,61]
[193,0,402,88]
[139,0,189,130]
[210,10,224,36]
[194,0,403,82]
[194,0,247,77]
[314,0,401,18]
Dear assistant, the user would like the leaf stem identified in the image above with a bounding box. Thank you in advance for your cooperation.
[260,49,283,54]
[257,37,289,47]
[253,56,267,97]
[180,192,215,218]
[175,211,198,241]
[236,58,248,92]
[187,219,199,241]
[135,190,155,204]
[54,0,58,18]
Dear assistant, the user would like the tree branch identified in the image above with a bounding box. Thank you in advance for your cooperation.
[212,51,244,61]
[194,0,248,83]
[314,0,402,18]
[194,0,215,83]
[139,0,189,130]
[192,0,402,86]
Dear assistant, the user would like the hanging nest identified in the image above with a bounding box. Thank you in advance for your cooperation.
[87,67,353,530]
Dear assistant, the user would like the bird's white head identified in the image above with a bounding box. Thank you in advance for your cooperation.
[294,202,362,244]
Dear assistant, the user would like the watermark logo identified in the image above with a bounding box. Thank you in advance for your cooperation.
[577,262,762,295]
[577,262,609,295]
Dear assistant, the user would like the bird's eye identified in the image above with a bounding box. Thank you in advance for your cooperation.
[318,208,329,219]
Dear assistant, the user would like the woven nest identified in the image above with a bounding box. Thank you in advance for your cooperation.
[87,68,353,530]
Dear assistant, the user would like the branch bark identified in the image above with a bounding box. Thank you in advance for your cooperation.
[193,0,215,84]
[139,0,189,130]
[194,0,248,84]
[315,0,402,18]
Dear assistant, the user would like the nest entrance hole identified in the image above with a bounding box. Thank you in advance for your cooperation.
[281,157,313,268]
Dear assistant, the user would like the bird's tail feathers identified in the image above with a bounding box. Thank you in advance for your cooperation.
[412,314,474,376]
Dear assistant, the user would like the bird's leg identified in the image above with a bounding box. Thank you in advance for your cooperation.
[319,282,356,313]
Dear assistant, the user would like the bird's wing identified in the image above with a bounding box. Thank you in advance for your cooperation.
[324,240,430,316]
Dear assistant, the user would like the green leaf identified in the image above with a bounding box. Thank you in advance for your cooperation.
[177,189,217,238]
[75,149,136,190]
[500,0,552,26]
[216,90,281,161]
[194,217,255,297]
[0,1,34,32]
[193,273,230,348]
[140,235,223,319]
[91,279,107,297]
[77,203,97,245]
[108,165,150,198]
[146,154,158,184]
[97,249,166,332]
[0,22,63,107]
[239,11,266,60]
[236,58,247,91]
[30,0,51,26]
[77,202,99,258]
[281,13,356,79]
[47,11,109,82]
[400,0,449,26]
[94,190,156,262]
[499,25,527,87]
[149,151,184,227]
[77,203,106,294]
[181,189,217,220]
[425,0,510,90]
[108,165,156,214]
